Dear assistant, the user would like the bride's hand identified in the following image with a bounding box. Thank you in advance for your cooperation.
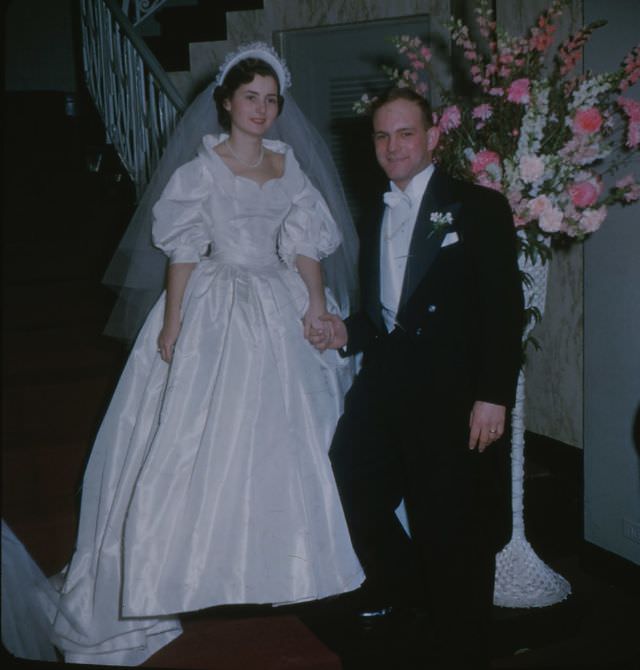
[157,320,181,363]
[303,304,333,349]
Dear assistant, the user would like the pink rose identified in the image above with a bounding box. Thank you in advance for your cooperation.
[569,183,598,208]
[519,155,545,183]
[572,107,603,135]
[439,105,461,133]
[568,176,602,208]
[507,78,530,104]
[470,149,501,175]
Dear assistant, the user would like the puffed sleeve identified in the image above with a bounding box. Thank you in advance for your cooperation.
[152,157,213,264]
[277,155,342,270]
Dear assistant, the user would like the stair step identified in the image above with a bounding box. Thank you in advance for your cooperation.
[144,1,264,72]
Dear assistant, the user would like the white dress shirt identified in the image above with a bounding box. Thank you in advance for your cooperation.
[380,164,434,332]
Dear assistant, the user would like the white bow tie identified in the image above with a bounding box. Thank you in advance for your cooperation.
[383,191,411,209]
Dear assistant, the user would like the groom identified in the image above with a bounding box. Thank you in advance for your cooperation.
[312,87,524,668]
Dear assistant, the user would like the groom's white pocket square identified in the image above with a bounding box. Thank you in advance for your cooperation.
[441,231,459,247]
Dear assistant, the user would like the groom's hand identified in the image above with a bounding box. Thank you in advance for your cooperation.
[468,401,506,452]
[307,314,348,351]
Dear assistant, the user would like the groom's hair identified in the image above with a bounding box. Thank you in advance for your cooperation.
[369,87,433,130]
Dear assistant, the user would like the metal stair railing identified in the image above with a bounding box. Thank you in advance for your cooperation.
[80,0,187,199]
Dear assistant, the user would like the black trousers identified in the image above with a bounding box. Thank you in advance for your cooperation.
[329,331,510,667]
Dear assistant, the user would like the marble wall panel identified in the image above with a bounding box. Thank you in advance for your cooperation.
[189,0,452,102]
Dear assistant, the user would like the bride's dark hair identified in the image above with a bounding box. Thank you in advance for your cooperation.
[213,58,285,131]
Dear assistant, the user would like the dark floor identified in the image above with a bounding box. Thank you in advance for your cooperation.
[3,91,640,670]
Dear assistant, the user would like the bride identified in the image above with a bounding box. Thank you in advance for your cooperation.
[48,42,363,666]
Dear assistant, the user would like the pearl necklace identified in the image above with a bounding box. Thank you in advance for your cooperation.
[225,139,264,168]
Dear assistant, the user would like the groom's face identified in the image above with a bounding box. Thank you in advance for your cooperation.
[372,98,439,191]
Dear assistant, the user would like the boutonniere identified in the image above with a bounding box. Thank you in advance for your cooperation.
[429,210,454,237]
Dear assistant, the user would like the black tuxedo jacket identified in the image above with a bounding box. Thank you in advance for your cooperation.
[344,167,524,410]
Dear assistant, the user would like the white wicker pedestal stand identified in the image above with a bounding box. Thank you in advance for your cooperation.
[493,251,571,608]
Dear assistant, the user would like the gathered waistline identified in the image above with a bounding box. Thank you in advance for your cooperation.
[203,250,284,270]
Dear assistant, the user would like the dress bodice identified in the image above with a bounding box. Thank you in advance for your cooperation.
[152,134,341,271]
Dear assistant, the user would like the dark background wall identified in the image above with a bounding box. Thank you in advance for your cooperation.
[5,0,77,93]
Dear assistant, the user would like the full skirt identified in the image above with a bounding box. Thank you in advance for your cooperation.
[47,259,363,665]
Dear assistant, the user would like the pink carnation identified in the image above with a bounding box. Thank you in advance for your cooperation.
[507,78,530,104]
[568,174,603,208]
[559,136,601,166]
[539,206,564,233]
[617,97,640,122]
[519,155,545,183]
[616,175,640,202]
[578,206,607,234]
[470,149,501,175]
[572,107,603,135]
[439,105,461,133]
[618,97,640,148]
[476,174,502,192]
[627,122,640,148]
[528,194,552,218]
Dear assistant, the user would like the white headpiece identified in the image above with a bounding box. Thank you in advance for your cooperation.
[214,41,292,92]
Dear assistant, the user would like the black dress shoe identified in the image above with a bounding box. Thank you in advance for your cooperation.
[355,604,396,633]
[357,604,394,621]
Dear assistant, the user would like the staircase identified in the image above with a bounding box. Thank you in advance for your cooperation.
[142,0,265,73]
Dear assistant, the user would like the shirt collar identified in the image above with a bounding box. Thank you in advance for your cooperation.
[389,163,434,209]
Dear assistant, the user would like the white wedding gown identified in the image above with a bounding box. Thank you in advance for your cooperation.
[48,135,363,666]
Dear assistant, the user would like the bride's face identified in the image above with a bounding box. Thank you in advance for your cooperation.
[224,74,279,138]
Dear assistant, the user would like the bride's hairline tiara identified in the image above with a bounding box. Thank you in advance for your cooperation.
[214,41,292,92]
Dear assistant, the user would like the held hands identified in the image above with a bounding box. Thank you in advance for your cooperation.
[468,401,506,452]
[302,302,331,342]
[306,313,347,352]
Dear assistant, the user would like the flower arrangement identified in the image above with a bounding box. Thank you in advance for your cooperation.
[355,0,640,265]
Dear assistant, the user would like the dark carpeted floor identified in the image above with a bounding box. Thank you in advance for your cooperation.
[3,91,639,670]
